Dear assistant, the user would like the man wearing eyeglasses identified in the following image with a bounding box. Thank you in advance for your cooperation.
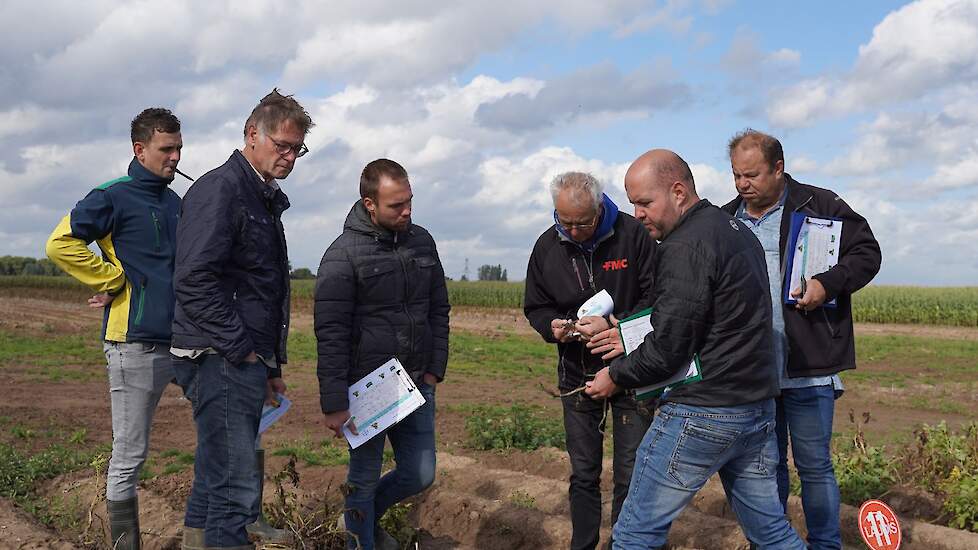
[170,89,314,549]
[524,172,657,550]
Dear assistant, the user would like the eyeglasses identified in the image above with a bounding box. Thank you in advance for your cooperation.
[558,213,599,231]
[268,136,309,158]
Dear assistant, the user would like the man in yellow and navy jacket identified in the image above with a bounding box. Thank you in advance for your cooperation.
[46,108,182,550]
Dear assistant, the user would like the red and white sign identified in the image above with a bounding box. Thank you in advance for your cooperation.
[858,499,902,550]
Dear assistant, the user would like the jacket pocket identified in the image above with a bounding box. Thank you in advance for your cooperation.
[150,209,162,252]
[131,274,147,327]
[413,255,438,297]
[242,210,278,264]
[357,261,399,304]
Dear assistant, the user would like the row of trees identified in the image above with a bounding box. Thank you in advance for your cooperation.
[0,256,66,276]
[476,263,508,281]
[0,256,509,282]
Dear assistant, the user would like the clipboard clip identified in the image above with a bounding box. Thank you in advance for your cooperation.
[805,217,834,227]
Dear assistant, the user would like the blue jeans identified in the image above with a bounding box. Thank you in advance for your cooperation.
[174,354,266,548]
[612,400,805,550]
[345,381,437,550]
[776,385,841,550]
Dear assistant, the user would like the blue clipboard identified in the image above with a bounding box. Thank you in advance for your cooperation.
[783,212,841,308]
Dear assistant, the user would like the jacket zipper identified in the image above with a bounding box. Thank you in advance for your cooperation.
[395,233,416,355]
[585,251,596,291]
[571,257,585,291]
[134,280,146,325]
[151,211,162,251]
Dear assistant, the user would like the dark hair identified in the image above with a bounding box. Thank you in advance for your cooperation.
[243,88,314,138]
[728,129,784,169]
[360,159,408,200]
[131,108,180,144]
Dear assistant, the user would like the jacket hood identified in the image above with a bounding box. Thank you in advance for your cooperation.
[555,193,619,252]
[344,200,411,242]
[127,157,173,189]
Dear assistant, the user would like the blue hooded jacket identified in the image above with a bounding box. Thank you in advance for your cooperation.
[554,193,619,252]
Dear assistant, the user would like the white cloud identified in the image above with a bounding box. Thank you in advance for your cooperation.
[768,0,978,127]
[690,163,732,204]
[790,156,818,174]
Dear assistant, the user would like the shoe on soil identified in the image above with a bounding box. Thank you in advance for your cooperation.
[245,516,290,544]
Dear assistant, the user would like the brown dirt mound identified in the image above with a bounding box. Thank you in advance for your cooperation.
[0,497,76,549]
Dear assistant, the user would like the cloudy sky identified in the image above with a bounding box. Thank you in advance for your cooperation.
[2,0,976,285]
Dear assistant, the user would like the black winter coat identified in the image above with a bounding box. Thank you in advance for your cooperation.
[524,212,657,391]
[609,200,780,407]
[721,175,881,378]
[315,202,450,414]
[171,150,291,372]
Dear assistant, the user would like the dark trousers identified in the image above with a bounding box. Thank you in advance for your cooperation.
[562,391,654,550]
[174,354,266,548]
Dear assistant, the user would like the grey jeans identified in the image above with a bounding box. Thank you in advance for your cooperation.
[103,342,174,501]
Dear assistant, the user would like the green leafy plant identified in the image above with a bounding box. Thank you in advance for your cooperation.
[465,404,565,451]
[379,502,418,548]
[832,411,897,504]
[942,468,978,531]
[509,489,536,509]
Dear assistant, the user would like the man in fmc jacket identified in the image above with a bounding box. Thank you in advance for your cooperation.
[46,108,182,550]
[524,172,657,550]
[587,149,805,550]
[723,130,881,550]
[170,90,313,549]
[316,159,450,550]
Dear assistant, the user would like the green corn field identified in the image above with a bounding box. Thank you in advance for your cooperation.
[5,276,978,327]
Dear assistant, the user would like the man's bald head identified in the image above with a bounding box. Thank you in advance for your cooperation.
[624,149,700,240]
[626,149,697,195]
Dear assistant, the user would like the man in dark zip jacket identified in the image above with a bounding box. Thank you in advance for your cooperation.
[46,108,183,550]
[723,130,881,550]
[586,149,805,550]
[171,90,313,549]
[316,158,450,550]
[524,171,657,550]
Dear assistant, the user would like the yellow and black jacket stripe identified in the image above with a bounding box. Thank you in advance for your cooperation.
[46,158,180,343]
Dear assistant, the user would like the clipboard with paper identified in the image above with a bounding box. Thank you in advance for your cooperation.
[616,308,702,401]
[784,213,843,308]
[343,357,426,449]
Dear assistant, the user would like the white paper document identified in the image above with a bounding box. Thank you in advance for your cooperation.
[343,358,426,449]
[577,289,614,319]
[259,393,291,434]
[785,214,843,307]
[616,309,702,400]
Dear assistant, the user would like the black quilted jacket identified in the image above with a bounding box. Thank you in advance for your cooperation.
[315,202,450,413]
[609,200,780,407]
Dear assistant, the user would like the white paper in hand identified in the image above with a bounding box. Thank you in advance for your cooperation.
[577,289,614,319]
[343,358,426,449]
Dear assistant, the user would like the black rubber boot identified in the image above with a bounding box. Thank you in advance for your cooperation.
[107,497,140,550]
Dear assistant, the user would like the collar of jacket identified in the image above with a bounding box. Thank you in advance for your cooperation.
[344,200,414,243]
[127,157,172,190]
[555,193,619,252]
[665,198,711,239]
[230,150,291,216]
[721,174,817,272]
[721,173,813,217]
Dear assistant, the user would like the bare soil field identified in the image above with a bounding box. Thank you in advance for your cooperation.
[0,297,976,549]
